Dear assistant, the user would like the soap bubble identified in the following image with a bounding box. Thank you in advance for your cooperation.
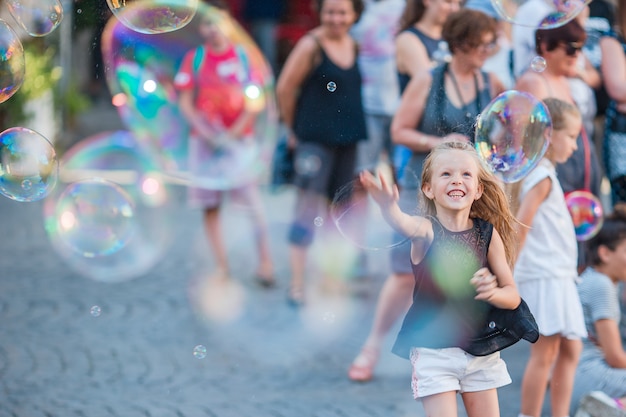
[475,90,551,183]
[0,127,58,202]
[106,0,198,34]
[530,56,547,72]
[330,178,412,250]
[43,131,180,282]
[101,1,278,191]
[5,0,63,36]
[492,0,589,29]
[565,190,604,241]
[0,19,25,103]
[52,178,136,258]
[193,345,207,359]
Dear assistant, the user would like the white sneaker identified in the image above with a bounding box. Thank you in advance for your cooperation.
[574,391,626,417]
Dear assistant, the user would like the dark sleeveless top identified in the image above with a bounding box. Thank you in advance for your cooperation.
[603,32,626,184]
[293,37,367,147]
[392,217,493,359]
[397,27,442,93]
[398,63,492,189]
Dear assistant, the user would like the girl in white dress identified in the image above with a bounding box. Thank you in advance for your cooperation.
[511,98,588,417]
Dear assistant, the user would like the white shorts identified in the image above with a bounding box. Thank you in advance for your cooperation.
[409,347,511,399]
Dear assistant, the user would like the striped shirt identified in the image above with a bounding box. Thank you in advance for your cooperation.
[577,267,621,350]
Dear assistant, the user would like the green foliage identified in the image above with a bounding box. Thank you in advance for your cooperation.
[56,80,92,120]
[0,40,91,130]
[0,42,61,127]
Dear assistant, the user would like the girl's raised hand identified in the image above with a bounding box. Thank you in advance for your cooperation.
[359,170,399,209]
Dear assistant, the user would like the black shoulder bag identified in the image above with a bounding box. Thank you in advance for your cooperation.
[465,298,539,356]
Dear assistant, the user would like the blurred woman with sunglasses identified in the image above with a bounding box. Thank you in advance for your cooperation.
[515,17,603,201]
[515,17,603,271]
[513,16,604,417]
[600,0,626,205]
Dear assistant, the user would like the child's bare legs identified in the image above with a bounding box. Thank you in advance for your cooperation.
[463,389,500,417]
[520,334,561,417]
[287,189,324,304]
[349,272,414,380]
[422,391,459,417]
[203,206,229,278]
[550,337,582,417]
[238,186,274,282]
[288,245,307,302]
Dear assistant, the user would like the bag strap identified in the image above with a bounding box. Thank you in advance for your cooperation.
[581,125,591,192]
[192,45,204,77]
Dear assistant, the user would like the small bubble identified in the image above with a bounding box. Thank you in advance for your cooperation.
[326,81,337,92]
[314,216,324,227]
[193,345,207,359]
[21,179,32,190]
[322,311,335,323]
[530,56,547,73]
[90,305,101,317]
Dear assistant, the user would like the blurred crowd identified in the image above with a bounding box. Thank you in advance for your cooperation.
[73,0,626,416]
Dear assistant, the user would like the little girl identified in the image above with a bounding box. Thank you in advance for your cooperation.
[572,203,626,415]
[360,141,521,417]
[512,98,587,417]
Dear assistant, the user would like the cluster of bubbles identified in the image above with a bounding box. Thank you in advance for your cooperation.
[43,131,180,282]
[1,0,279,285]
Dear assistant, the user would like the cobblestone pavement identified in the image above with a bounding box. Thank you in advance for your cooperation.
[0,101,542,417]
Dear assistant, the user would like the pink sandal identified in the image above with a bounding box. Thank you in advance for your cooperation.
[348,346,379,382]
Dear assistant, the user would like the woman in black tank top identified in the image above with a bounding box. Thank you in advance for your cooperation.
[276,0,367,307]
[395,0,462,92]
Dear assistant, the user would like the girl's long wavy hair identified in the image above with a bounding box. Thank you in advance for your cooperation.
[419,141,519,267]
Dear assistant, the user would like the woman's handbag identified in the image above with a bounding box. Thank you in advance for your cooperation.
[465,298,540,356]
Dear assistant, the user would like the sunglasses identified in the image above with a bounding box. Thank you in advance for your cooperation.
[559,42,583,56]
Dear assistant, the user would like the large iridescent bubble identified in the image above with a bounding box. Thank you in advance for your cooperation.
[565,190,603,241]
[43,130,180,282]
[106,0,197,34]
[492,0,589,29]
[0,127,58,202]
[330,176,412,251]
[475,90,551,183]
[101,1,278,191]
[52,178,136,258]
[5,0,63,37]
[0,18,25,103]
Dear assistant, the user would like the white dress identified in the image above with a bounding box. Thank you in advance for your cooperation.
[514,159,587,339]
